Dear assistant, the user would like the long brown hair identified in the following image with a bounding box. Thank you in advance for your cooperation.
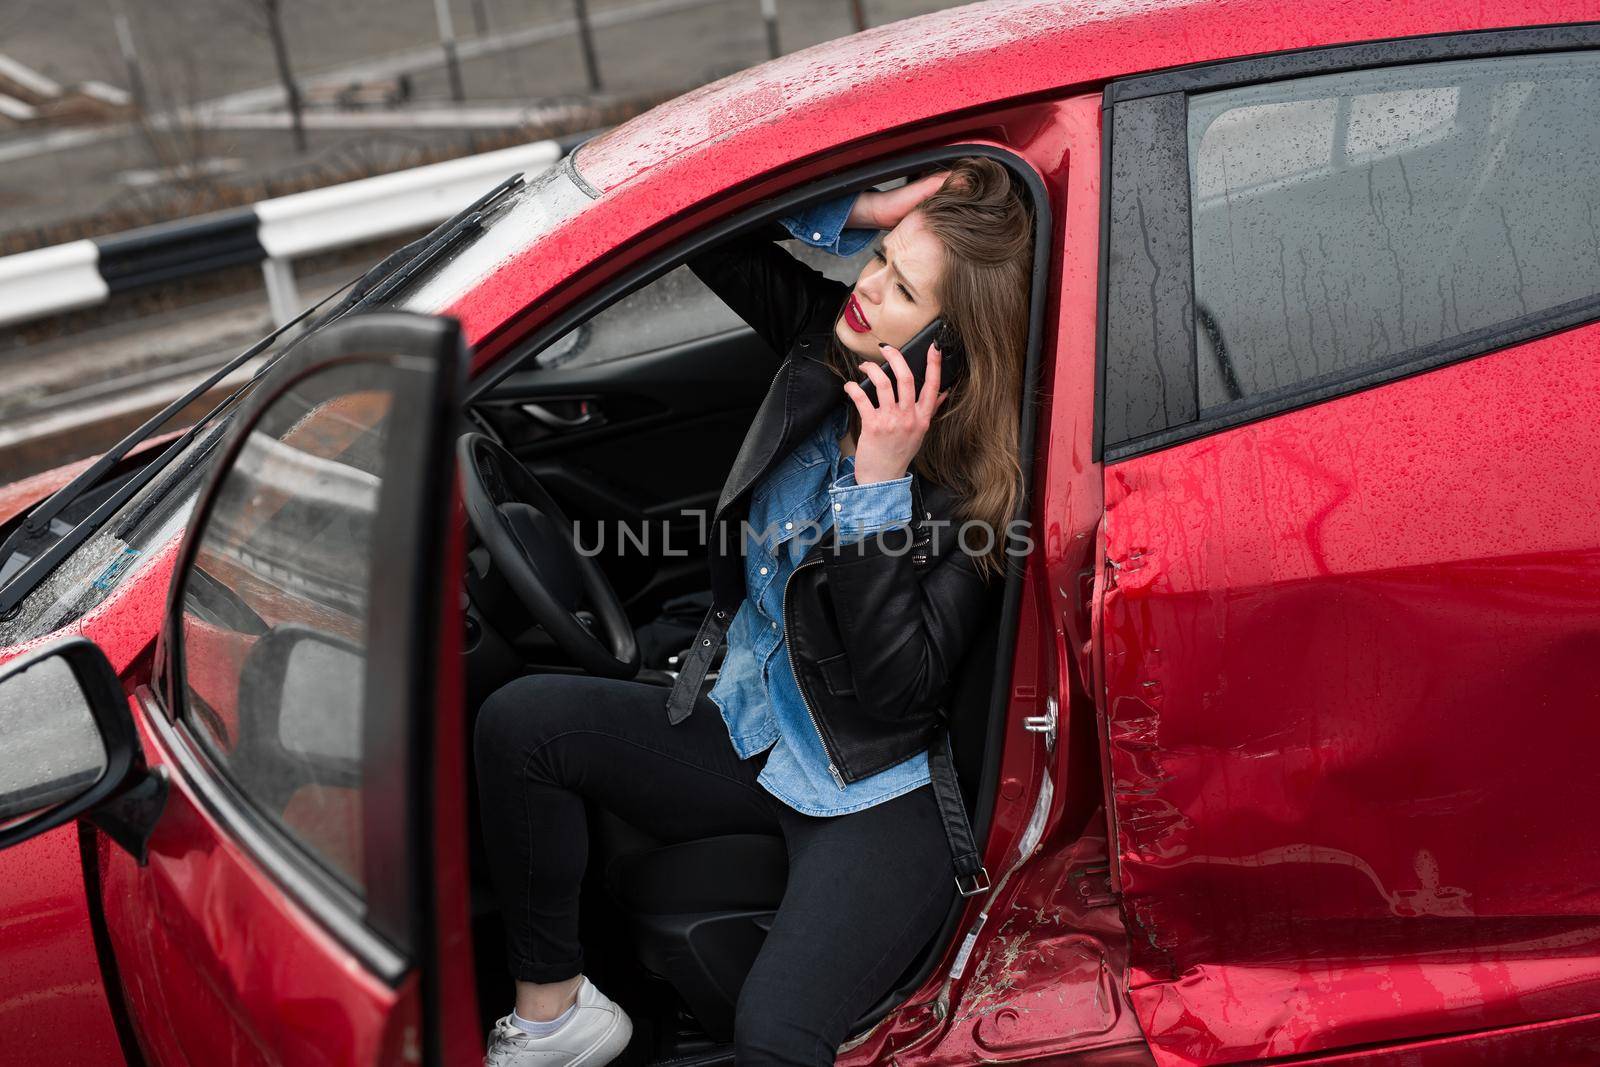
[820,156,1034,581]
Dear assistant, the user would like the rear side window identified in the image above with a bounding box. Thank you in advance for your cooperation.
[1190,51,1600,411]
[1100,35,1600,459]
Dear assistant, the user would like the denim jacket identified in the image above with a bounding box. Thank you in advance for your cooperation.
[776,193,877,258]
[704,195,934,816]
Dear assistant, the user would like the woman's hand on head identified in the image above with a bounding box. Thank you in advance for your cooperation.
[843,342,950,485]
[847,172,950,231]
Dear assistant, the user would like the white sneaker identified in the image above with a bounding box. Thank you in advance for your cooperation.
[484,976,633,1067]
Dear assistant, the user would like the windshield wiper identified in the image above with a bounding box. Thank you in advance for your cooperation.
[0,170,527,617]
[0,280,354,617]
[310,170,526,323]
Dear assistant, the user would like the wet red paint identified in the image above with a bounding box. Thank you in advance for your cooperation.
[1100,323,1600,1063]
[0,828,124,1063]
[91,688,416,1066]
[3,0,1599,1063]
[0,536,184,1066]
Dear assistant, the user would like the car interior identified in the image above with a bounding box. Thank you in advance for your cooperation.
[454,160,1047,1062]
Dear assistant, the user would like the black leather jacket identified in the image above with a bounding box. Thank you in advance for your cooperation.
[661,222,997,892]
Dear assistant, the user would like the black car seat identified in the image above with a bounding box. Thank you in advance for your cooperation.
[634,589,716,670]
[597,585,1005,1041]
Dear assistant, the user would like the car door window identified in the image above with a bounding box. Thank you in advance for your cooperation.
[1189,50,1600,411]
[534,241,872,371]
[1101,41,1600,458]
[177,366,396,896]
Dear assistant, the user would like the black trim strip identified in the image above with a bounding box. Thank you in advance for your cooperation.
[1108,21,1600,103]
[77,820,151,1067]
[1098,92,1196,454]
[1092,86,1115,464]
[361,328,464,1067]
[1106,290,1600,461]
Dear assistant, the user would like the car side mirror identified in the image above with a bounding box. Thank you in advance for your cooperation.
[0,637,139,851]
[237,623,364,768]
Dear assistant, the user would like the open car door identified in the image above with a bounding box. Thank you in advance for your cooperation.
[86,312,469,1065]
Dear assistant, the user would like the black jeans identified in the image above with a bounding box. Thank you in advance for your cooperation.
[473,672,958,1065]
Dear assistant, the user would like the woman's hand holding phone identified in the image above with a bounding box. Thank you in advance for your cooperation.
[843,342,950,486]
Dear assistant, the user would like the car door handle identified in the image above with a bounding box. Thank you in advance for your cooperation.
[520,400,602,430]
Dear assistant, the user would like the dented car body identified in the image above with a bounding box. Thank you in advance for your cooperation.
[1,1,1598,1064]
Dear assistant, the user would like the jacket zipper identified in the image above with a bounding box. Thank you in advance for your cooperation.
[781,553,848,789]
[778,490,930,790]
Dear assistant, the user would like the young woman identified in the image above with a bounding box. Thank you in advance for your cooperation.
[476,156,1035,1066]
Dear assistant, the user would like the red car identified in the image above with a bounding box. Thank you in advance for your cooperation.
[2,1,1598,1063]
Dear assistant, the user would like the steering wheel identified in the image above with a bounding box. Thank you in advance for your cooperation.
[458,433,640,679]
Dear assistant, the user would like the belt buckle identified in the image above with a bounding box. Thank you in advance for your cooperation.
[955,867,990,897]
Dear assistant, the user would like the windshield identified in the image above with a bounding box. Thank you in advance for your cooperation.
[0,420,226,645]
[0,151,591,645]
[397,151,596,314]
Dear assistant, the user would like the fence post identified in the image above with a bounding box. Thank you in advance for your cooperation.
[262,257,301,330]
[573,0,603,91]
[761,0,781,58]
[434,0,467,102]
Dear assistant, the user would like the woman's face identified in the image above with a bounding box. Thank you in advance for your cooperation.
[833,210,945,363]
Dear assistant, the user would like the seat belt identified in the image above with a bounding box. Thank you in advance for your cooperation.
[929,727,990,897]
[666,606,729,725]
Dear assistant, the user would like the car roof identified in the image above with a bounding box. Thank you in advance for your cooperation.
[572,0,1590,193]
[445,0,1593,348]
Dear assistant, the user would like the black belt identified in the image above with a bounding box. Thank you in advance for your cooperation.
[665,605,729,725]
[930,726,990,897]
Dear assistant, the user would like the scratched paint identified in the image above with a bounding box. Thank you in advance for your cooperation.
[1101,324,1600,1062]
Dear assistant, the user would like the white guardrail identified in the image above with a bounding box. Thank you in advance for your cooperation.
[0,138,565,330]
[0,240,107,327]
[253,139,562,322]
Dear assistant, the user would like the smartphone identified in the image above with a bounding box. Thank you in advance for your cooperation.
[857,317,965,407]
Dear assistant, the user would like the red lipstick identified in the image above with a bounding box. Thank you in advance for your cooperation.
[843,293,872,334]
